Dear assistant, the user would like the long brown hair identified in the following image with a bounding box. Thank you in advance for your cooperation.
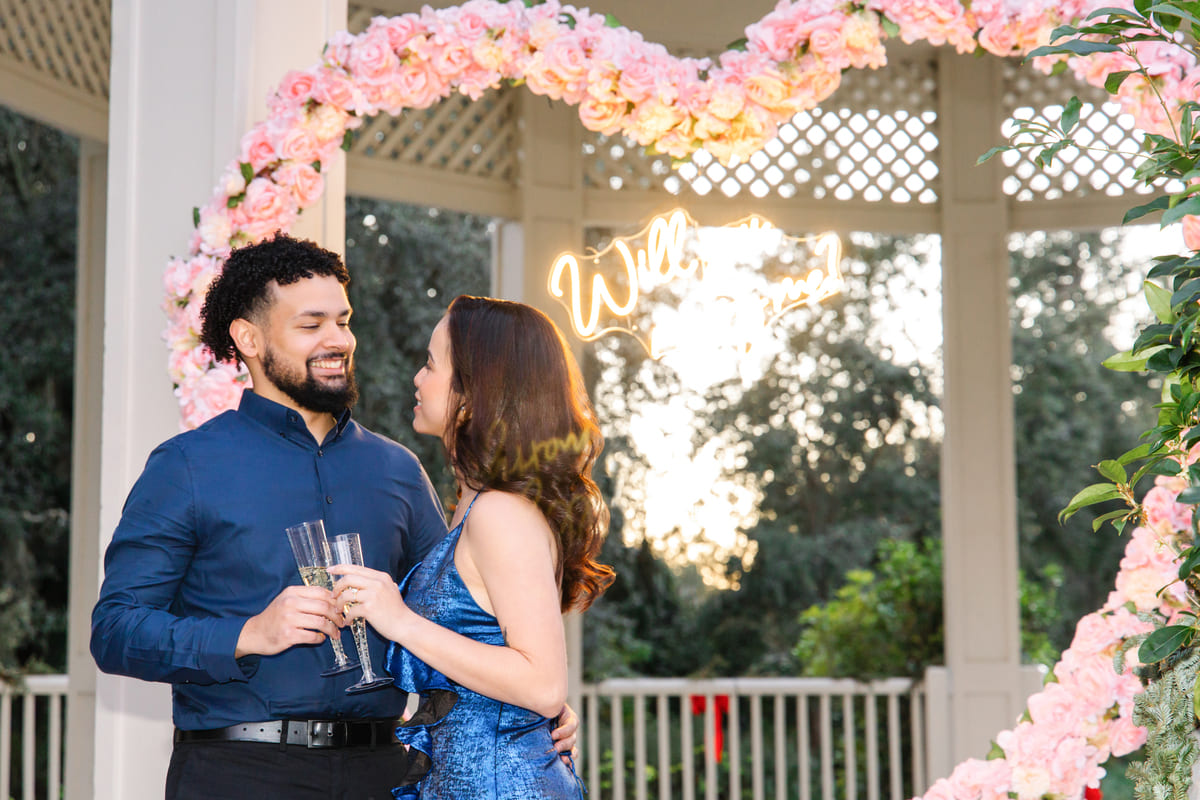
[442,295,614,612]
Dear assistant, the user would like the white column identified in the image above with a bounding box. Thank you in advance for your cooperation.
[64,138,107,800]
[93,3,346,797]
[495,93,587,715]
[937,50,1022,768]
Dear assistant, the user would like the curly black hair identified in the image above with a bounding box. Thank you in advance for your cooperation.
[200,233,350,365]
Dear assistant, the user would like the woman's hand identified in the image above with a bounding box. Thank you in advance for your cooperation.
[327,564,411,642]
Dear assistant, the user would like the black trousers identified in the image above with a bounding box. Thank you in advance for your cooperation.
[165,740,410,800]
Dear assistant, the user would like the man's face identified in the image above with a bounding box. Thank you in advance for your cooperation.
[255,275,358,415]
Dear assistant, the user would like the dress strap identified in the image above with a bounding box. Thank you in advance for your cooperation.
[460,491,482,522]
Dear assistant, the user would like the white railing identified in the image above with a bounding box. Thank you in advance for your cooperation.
[0,674,927,800]
[579,677,927,800]
[0,674,68,800]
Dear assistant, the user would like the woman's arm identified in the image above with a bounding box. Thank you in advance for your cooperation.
[331,492,568,718]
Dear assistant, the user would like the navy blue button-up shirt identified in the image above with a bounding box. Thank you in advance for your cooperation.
[91,391,449,729]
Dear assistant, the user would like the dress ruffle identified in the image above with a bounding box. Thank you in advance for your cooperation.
[386,568,460,799]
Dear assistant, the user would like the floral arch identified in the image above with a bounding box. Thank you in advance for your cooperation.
[162,2,1200,799]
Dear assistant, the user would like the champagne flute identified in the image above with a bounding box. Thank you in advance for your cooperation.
[330,532,394,693]
[285,520,358,676]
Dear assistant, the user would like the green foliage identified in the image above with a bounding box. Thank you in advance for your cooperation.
[342,198,492,505]
[793,538,1062,680]
[1127,646,1200,800]
[0,107,77,676]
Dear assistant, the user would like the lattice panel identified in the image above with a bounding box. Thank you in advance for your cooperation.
[1000,60,1153,201]
[583,58,941,204]
[0,0,110,100]
[347,4,519,184]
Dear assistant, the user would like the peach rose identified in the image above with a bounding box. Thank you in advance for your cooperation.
[1183,214,1200,251]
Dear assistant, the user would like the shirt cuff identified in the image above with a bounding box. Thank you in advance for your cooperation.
[204,617,258,682]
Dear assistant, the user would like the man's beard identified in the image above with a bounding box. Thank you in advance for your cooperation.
[261,346,359,415]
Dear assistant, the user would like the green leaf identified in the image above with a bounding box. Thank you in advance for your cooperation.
[1093,509,1132,532]
[1104,70,1136,94]
[603,12,622,27]
[725,37,748,52]
[1180,545,1200,580]
[1163,194,1200,226]
[1059,483,1124,523]
[1060,96,1083,136]
[1117,442,1155,465]
[977,145,1009,165]
[558,12,576,29]
[340,130,355,152]
[880,16,900,37]
[192,206,200,228]
[1146,280,1176,322]
[1139,624,1194,663]
[239,162,254,183]
[1027,40,1121,59]
[1103,344,1170,371]
[225,193,245,209]
[1123,195,1171,224]
[1096,459,1127,483]
[1177,486,1200,503]
[987,741,1006,760]
[1047,24,1081,41]
[1145,3,1200,29]
[1193,670,1200,722]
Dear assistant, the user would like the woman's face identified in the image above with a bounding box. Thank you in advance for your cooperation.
[413,316,455,437]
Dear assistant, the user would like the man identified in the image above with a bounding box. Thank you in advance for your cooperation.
[91,233,575,799]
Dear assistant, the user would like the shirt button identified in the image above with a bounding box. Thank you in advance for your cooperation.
[317,449,324,457]
[326,496,333,504]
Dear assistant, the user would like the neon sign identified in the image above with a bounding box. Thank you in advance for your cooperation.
[548,210,845,358]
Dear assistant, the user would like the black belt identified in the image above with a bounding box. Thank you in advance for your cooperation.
[173,718,403,749]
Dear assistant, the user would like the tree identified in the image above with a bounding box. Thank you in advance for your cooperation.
[342,197,492,504]
[0,107,77,675]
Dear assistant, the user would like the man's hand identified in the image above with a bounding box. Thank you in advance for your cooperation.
[235,585,342,658]
[551,701,579,764]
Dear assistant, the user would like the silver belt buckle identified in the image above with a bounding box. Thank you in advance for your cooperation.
[307,719,338,748]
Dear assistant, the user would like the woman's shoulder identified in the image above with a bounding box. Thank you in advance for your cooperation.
[465,491,552,540]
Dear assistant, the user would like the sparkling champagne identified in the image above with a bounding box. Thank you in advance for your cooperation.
[296,565,350,664]
[298,565,333,591]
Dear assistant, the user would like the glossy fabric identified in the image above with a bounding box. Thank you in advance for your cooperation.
[386,500,584,799]
[91,391,449,729]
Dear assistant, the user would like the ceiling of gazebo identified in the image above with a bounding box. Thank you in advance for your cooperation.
[362,0,780,55]
[0,0,1151,231]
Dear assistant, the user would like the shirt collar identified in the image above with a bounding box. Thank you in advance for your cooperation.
[238,390,352,443]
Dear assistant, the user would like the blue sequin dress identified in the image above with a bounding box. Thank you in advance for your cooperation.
[386,497,585,799]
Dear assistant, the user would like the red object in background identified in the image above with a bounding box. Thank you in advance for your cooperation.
[1085,787,1102,800]
[690,695,731,762]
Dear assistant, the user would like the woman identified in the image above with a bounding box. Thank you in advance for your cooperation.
[329,295,614,799]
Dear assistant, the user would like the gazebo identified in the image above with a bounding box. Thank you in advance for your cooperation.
[0,0,1153,797]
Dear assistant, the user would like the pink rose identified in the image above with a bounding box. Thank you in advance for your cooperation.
[274,163,325,209]
[617,57,661,105]
[195,202,234,255]
[311,71,359,111]
[978,20,1019,55]
[238,178,297,240]
[348,30,400,84]
[278,126,321,165]
[1183,214,1200,251]
[375,15,425,54]
[239,124,278,172]
[745,11,805,62]
[1106,715,1147,757]
[525,36,588,103]
[275,69,316,106]
[389,59,446,110]
[322,30,356,68]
